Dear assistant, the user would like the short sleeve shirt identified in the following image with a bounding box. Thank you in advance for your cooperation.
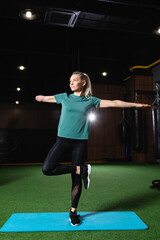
[54,93,101,139]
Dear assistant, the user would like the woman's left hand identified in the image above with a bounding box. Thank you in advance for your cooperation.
[135,103,151,108]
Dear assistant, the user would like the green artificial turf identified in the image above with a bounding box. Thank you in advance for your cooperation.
[0,163,160,240]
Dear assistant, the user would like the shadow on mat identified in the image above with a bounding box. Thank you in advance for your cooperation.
[82,190,160,218]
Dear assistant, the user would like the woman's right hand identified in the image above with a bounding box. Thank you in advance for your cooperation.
[35,95,45,102]
[35,95,56,103]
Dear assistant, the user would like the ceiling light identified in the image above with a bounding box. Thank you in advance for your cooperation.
[26,10,32,19]
[153,27,160,35]
[15,101,19,105]
[19,9,39,20]
[16,87,21,91]
[17,65,26,71]
[102,72,108,76]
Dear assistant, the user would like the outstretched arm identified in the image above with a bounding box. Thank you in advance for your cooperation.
[35,95,56,103]
[99,99,150,108]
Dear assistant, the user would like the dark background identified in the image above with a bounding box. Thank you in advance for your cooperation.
[0,0,160,103]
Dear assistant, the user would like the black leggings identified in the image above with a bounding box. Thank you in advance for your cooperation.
[42,137,88,209]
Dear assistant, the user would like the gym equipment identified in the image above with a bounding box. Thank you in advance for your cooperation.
[0,211,148,232]
[150,180,160,190]
[131,92,143,152]
[131,107,143,152]
[118,109,130,144]
[152,83,160,159]
[151,83,160,190]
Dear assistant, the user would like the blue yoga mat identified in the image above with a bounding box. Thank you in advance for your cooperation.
[0,211,148,232]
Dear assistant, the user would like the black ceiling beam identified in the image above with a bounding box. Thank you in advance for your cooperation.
[97,0,160,10]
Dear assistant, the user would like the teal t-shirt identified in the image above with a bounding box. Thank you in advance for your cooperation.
[54,93,101,140]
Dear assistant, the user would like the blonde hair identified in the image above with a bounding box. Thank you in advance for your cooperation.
[72,71,92,97]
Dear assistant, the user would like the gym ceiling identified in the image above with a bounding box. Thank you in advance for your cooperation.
[0,0,160,103]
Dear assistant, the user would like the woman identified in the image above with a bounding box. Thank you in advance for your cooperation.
[35,71,150,226]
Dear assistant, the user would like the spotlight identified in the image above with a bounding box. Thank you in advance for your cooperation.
[153,27,160,35]
[26,10,32,19]
[17,65,26,71]
[15,101,19,105]
[102,72,108,76]
[16,87,21,91]
[88,112,96,122]
[19,9,39,20]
